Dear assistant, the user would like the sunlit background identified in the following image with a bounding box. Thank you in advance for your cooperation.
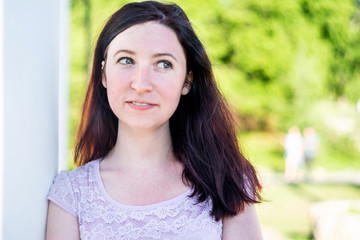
[68,0,360,239]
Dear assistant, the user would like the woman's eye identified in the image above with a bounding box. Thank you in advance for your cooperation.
[157,61,172,69]
[118,57,134,65]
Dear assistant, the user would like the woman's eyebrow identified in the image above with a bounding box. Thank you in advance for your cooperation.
[112,49,135,58]
[112,50,178,62]
[153,53,178,62]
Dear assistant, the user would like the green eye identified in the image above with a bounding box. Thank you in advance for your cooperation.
[118,57,134,65]
[157,61,172,69]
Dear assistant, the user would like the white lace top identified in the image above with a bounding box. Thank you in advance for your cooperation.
[47,159,223,239]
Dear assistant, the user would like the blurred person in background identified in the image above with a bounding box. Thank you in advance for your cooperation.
[284,126,304,183]
[303,127,320,180]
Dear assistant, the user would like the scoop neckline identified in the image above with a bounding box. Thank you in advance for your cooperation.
[94,159,193,210]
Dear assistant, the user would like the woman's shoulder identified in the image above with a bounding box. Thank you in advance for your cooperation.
[50,159,100,190]
[67,159,99,180]
[47,159,101,215]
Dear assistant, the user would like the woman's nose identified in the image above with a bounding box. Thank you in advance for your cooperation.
[130,65,153,93]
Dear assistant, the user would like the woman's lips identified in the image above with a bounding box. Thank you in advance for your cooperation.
[127,101,157,110]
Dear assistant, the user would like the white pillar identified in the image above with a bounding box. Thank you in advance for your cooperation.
[0,0,69,239]
[59,0,70,171]
[0,0,4,237]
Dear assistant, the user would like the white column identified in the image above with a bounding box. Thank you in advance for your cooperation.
[0,0,69,239]
[0,0,4,238]
[59,0,70,171]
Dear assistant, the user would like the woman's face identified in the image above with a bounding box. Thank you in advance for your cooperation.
[103,21,191,132]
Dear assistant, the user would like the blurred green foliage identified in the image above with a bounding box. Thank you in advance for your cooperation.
[68,0,360,170]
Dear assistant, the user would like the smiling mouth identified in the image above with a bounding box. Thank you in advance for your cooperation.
[127,101,157,108]
[131,101,150,106]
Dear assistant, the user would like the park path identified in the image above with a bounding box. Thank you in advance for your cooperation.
[258,167,360,240]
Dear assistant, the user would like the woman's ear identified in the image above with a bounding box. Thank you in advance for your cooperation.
[181,71,193,95]
[101,61,107,88]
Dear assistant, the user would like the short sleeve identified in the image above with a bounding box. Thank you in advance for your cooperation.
[47,170,78,217]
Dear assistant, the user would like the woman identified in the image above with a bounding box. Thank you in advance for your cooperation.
[46,1,262,239]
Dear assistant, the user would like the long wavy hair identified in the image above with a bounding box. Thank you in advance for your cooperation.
[75,0,261,221]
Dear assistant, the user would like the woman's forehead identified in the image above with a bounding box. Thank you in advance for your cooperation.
[106,21,185,60]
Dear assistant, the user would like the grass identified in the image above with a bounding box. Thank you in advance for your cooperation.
[240,131,360,239]
[256,170,360,239]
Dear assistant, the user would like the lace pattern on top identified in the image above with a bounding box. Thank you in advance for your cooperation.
[47,160,222,240]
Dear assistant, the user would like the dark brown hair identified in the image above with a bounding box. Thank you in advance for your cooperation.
[75,0,261,221]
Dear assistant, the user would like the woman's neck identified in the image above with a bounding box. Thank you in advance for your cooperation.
[103,123,176,170]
